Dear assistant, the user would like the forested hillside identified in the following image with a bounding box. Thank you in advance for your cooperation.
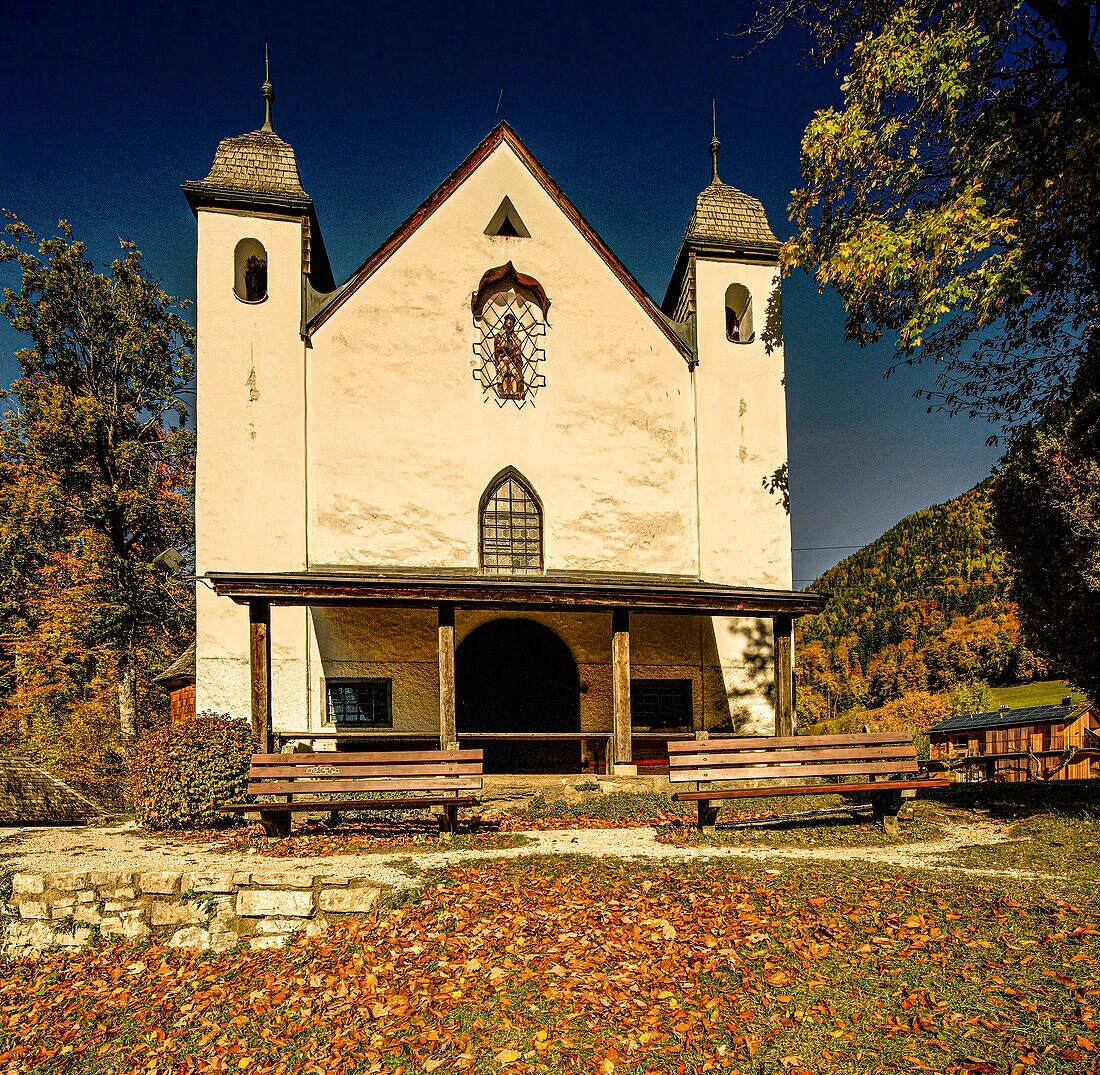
[795,482,1045,725]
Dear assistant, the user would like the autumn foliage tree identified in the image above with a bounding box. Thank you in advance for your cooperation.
[0,215,195,801]
[991,376,1100,703]
[746,0,1099,694]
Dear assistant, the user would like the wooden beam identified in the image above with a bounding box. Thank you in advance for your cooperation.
[249,599,273,754]
[612,609,632,767]
[438,603,457,751]
[207,570,827,617]
[773,613,794,737]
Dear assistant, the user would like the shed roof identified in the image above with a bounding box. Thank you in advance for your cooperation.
[154,641,196,685]
[929,703,1090,735]
[205,567,825,617]
[0,757,101,824]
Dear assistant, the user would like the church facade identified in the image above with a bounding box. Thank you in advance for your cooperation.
[183,82,823,772]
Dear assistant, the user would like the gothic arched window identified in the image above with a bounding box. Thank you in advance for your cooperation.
[479,469,543,574]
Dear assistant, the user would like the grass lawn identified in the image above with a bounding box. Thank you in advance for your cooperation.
[2,851,1098,1074]
[986,680,1089,709]
[931,813,1100,880]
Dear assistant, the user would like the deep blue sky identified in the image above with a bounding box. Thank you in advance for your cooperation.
[1,0,1000,585]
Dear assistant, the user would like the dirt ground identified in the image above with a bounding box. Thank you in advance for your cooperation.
[0,809,1024,891]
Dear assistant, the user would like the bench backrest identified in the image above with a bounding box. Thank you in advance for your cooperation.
[667,732,919,785]
[246,749,484,798]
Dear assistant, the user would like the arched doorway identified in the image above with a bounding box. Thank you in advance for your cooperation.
[456,618,581,773]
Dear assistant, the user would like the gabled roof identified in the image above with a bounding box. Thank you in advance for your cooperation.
[306,122,692,360]
[929,703,1091,735]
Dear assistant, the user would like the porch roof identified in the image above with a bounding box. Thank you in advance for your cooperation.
[205,568,825,617]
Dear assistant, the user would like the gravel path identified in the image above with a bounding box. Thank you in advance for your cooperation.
[0,815,1027,891]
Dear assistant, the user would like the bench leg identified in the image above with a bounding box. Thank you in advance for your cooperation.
[259,812,291,839]
[438,804,459,839]
[324,810,341,828]
[872,791,903,836]
[696,799,719,834]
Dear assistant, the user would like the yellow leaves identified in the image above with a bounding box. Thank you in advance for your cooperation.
[494,1048,522,1065]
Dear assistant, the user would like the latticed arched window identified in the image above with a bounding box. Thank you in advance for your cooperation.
[480,469,542,574]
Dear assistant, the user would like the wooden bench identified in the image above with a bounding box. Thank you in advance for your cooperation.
[668,732,949,834]
[218,748,483,837]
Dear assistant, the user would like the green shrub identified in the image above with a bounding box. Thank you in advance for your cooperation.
[129,713,254,830]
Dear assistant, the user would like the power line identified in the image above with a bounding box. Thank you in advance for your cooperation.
[792,545,865,552]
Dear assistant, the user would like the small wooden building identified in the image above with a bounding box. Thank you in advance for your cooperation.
[155,642,196,724]
[929,702,1099,782]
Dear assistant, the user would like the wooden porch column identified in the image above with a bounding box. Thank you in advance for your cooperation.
[438,603,457,751]
[612,609,632,768]
[773,613,795,737]
[249,599,273,754]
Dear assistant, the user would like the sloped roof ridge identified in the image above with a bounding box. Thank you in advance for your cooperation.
[306,122,692,359]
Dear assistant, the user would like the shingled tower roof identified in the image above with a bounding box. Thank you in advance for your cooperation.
[182,54,312,213]
[683,181,780,254]
[661,119,782,315]
[678,111,780,256]
[195,129,308,199]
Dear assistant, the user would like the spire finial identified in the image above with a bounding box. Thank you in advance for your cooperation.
[709,99,721,184]
[261,44,275,133]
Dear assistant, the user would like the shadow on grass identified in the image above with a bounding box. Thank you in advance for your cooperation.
[929,779,1100,821]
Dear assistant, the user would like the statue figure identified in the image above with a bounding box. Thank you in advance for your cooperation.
[244,255,267,302]
[493,313,525,399]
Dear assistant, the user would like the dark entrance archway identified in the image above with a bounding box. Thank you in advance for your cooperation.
[456,618,581,773]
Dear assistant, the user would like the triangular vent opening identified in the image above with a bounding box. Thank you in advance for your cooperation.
[485,196,531,238]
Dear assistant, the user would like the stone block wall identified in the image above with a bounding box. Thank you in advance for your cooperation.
[2,868,386,956]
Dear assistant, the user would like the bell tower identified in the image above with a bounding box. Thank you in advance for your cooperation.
[663,118,793,733]
[182,61,333,721]
[663,119,791,589]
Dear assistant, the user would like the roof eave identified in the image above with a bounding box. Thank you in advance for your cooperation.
[205,568,826,617]
[181,181,313,218]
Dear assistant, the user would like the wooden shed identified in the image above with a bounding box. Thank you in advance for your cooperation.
[929,702,1099,782]
[155,642,196,724]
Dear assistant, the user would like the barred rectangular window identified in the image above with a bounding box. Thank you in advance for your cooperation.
[325,679,392,728]
[630,679,693,730]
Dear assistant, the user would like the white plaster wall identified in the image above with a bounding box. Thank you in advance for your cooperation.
[193,209,309,722]
[694,257,793,734]
[306,142,697,575]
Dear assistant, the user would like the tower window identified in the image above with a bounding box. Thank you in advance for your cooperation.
[479,468,543,574]
[234,238,268,303]
[725,283,754,343]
